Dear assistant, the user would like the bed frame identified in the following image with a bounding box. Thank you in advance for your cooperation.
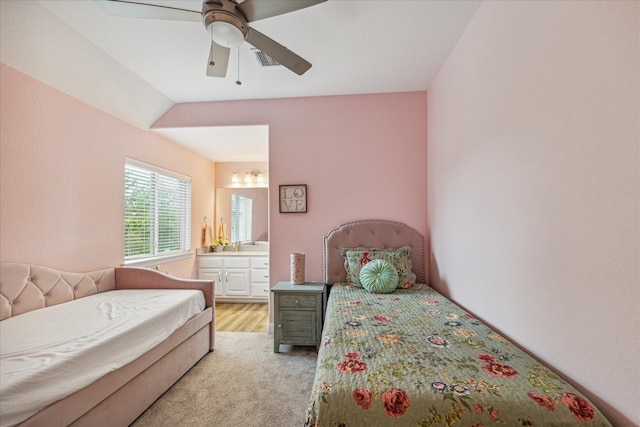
[0,264,214,427]
[323,219,425,285]
[309,220,611,427]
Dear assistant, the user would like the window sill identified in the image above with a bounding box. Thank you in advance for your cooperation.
[123,251,193,267]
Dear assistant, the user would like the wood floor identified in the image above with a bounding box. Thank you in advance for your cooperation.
[215,303,269,332]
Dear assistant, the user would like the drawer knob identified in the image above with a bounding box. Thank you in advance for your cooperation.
[295,299,300,305]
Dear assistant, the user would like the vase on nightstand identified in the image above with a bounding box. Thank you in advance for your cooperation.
[290,253,305,284]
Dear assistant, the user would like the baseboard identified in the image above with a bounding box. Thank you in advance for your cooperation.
[216,298,268,303]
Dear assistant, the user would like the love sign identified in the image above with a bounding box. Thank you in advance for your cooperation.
[279,184,307,213]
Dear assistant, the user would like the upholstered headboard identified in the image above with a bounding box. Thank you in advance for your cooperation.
[323,219,425,285]
[0,264,116,321]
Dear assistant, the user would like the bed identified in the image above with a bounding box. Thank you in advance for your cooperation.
[304,219,611,426]
[0,264,214,427]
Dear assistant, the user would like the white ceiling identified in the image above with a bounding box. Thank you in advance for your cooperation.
[0,0,481,162]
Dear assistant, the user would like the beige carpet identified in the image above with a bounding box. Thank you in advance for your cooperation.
[131,332,318,427]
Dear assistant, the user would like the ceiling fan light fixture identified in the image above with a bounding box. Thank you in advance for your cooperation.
[203,5,249,49]
[211,21,245,48]
[101,0,326,78]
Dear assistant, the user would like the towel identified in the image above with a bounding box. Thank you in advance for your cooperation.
[217,218,228,241]
[202,217,214,247]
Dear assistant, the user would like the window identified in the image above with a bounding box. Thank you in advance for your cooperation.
[124,159,191,263]
[231,192,252,243]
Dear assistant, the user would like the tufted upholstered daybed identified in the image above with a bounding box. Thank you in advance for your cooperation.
[0,263,215,427]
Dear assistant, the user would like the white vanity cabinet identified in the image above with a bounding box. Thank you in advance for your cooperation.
[198,257,223,297]
[251,257,270,298]
[198,254,268,302]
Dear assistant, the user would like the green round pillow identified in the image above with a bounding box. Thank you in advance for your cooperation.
[359,259,399,293]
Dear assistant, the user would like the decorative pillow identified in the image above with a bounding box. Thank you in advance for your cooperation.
[359,259,398,293]
[341,246,416,288]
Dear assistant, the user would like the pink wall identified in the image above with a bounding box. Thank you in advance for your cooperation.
[0,64,216,278]
[155,91,429,308]
[427,1,639,425]
[1,66,428,318]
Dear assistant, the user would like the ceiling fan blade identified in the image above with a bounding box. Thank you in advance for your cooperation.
[246,28,311,75]
[237,0,327,23]
[95,0,201,22]
[206,41,230,77]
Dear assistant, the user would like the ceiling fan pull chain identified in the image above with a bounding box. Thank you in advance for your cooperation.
[236,48,242,86]
[208,25,215,68]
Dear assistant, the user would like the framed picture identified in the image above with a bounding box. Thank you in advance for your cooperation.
[279,184,307,213]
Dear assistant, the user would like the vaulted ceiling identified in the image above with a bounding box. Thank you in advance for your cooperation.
[1,0,481,161]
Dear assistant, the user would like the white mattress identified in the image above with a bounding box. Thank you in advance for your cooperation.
[0,289,205,427]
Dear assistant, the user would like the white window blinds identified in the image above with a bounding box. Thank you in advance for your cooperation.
[124,159,191,261]
[231,192,252,243]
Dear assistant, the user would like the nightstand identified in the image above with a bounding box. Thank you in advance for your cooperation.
[272,281,326,353]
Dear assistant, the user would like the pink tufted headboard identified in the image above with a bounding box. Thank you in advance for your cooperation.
[323,219,425,285]
[0,264,116,320]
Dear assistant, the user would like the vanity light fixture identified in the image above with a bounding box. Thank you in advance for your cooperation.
[231,170,267,185]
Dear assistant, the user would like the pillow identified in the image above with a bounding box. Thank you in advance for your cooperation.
[359,259,398,293]
[341,246,417,288]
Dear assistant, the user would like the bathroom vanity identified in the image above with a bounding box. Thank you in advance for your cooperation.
[197,250,269,302]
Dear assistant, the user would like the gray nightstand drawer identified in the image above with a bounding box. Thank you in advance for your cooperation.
[277,294,318,308]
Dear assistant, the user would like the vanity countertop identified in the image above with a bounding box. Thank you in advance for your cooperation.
[196,249,268,256]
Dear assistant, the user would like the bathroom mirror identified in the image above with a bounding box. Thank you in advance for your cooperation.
[215,188,268,243]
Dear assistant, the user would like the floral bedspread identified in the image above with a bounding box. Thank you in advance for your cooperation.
[304,283,611,427]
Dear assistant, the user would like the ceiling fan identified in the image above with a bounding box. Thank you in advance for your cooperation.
[95,0,327,77]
